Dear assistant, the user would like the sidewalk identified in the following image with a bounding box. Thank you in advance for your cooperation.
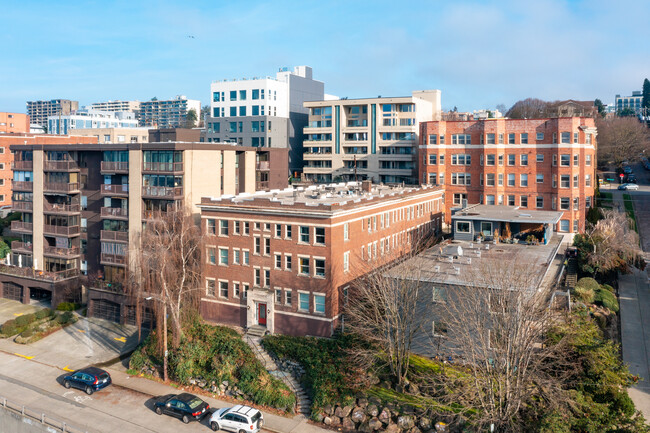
[107,368,326,433]
[619,267,650,420]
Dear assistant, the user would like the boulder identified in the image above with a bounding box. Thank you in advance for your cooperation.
[358,421,373,433]
[351,406,367,424]
[384,424,402,433]
[378,408,392,424]
[335,405,353,418]
[323,416,333,425]
[313,413,324,423]
[330,416,341,426]
[357,397,369,407]
[398,415,415,430]
[368,417,383,431]
[418,417,431,430]
[222,380,229,387]
[342,417,356,432]
[406,427,422,433]
[435,421,448,432]
[323,404,333,415]
[366,404,379,417]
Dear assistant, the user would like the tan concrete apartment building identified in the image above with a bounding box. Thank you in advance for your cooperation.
[26,99,79,128]
[199,182,444,337]
[418,117,597,233]
[0,112,30,134]
[70,127,150,144]
[302,91,441,185]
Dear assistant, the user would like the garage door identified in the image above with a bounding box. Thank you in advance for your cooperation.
[92,299,121,323]
[125,306,153,328]
[3,282,23,302]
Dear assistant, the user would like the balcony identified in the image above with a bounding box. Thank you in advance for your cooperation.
[101,207,129,219]
[12,161,33,170]
[101,230,128,243]
[43,245,80,258]
[44,182,80,193]
[100,253,127,266]
[10,221,32,233]
[142,186,183,199]
[256,181,269,191]
[0,265,79,282]
[12,201,33,212]
[101,184,129,196]
[43,225,80,236]
[43,202,81,214]
[256,161,270,171]
[143,162,183,172]
[44,160,79,171]
[100,161,129,173]
[13,181,33,191]
[10,241,32,254]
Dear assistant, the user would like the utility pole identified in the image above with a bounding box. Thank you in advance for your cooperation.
[163,302,168,382]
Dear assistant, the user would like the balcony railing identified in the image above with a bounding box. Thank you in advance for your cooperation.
[10,221,32,232]
[43,225,80,236]
[13,181,33,191]
[142,186,183,198]
[44,245,80,257]
[10,241,32,253]
[101,230,128,242]
[101,207,129,218]
[100,253,127,266]
[44,160,79,171]
[101,184,129,195]
[0,265,79,282]
[100,161,129,172]
[12,161,33,170]
[256,181,269,190]
[43,182,80,193]
[43,202,81,213]
[143,162,184,172]
[12,201,33,212]
[256,161,270,170]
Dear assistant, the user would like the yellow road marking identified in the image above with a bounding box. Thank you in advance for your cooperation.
[77,329,86,333]
[13,313,23,316]
[62,365,74,372]
[14,353,34,360]
[114,337,126,343]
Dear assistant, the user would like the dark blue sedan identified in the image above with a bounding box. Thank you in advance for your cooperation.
[154,393,211,424]
[63,367,112,395]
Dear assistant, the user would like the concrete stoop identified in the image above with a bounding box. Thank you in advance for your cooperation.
[244,331,312,417]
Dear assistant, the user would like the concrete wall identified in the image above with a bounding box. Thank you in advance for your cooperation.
[1,403,77,433]
[32,151,44,271]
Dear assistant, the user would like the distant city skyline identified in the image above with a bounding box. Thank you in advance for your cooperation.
[1,0,649,114]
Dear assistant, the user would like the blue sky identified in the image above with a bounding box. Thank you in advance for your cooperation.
[1,0,649,113]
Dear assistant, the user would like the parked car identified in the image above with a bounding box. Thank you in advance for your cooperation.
[209,404,264,432]
[154,393,210,424]
[618,183,639,190]
[63,367,111,395]
[625,174,638,183]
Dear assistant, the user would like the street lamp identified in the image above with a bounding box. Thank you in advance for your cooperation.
[145,295,168,382]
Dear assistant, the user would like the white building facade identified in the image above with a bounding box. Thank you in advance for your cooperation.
[48,109,139,135]
[90,100,142,113]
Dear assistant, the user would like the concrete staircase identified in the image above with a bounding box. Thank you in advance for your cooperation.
[565,257,578,289]
[244,329,312,417]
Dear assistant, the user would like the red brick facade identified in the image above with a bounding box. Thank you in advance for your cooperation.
[418,117,597,233]
[199,185,444,336]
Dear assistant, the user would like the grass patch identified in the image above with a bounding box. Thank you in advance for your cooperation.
[600,192,613,200]
[622,195,637,232]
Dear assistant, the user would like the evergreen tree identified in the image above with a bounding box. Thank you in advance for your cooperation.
[594,98,606,117]
[642,78,650,109]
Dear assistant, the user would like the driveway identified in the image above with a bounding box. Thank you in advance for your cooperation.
[0,298,43,325]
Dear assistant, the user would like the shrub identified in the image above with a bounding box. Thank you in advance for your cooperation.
[15,313,36,327]
[594,288,619,313]
[1,320,17,336]
[35,308,52,320]
[20,329,33,338]
[576,277,601,293]
[56,311,74,324]
[601,284,615,293]
[573,287,595,305]
[56,302,79,312]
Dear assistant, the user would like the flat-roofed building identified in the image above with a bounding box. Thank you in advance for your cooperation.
[26,99,79,128]
[90,100,141,113]
[0,112,30,134]
[70,127,150,144]
[138,96,200,128]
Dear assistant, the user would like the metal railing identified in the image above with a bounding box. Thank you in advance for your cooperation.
[13,181,33,191]
[101,184,129,195]
[100,161,129,172]
[10,241,32,252]
[0,265,79,281]
[44,182,80,193]
[44,245,80,257]
[12,160,33,170]
[43,202,81,213]
[10,221,33,232]
[0,394,88,433]
[100,253,127,266]
[101,207,128,218]
[44,160,79,171]
[12,201,33,211]
[143,161,183,172]
[43,225,80,236]
[100,230,128,242]
[141,186,183,198]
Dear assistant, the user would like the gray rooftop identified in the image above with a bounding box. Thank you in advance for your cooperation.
[451,204,563,225]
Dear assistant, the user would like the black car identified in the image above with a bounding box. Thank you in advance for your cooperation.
[626,174,638,183]
[154,393,211,424]
[63,367,112,395]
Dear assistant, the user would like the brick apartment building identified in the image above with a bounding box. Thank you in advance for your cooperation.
[0,112,30,134]
[198,182,444,337]
[419,117,597,233]
[2,139,287,322]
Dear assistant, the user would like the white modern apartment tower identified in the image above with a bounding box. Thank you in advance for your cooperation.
[302,90,442,184]
[48,109,139,135]
[206,66,324,174]
[90,100,142,113]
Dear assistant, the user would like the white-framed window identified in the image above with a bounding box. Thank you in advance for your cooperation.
[219,248,228,265]
[207,247,216,265]
[344,223,349,241]
[536,174,544,184]
[275,224,282,238]
[536,132,544,141]
[206,279,216,297]
[314,293,326,314]
[299,256,310,275]
[243,250,250,265]
[243,283,249,299]
[275,288,282,304]
[243,222,250,235]
[233,221,240,235]
[314,258,326,277]
[455,221,471,233]
[285,289,292,306]
[536,196,544,209]
[520,174,528,187]
[285,254,292,271]
[585,175,592,187]
[536,154,544,163]
[560,197,570,210]
[285,224,292,239]
[560,175,570,188]
[219,219,229,236]
[233,282,240,298]
[314,227,326,245]
[274,253,282,269]
[520,195,528,208]
[559,219,570,232]
[233,249,240,265]
[219,280,228,298]
[520,154,528,166]
[299,226,310,243]
[343,251,350,272]
[507,173,515,186]
[586,155,592,166]
[298,291,310,311]
[254,236,261,254]
[206,219,216,235]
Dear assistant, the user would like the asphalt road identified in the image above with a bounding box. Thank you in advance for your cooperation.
[0,351,272,433]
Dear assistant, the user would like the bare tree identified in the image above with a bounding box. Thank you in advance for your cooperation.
[127,206,204,381]
[577,209,643,275]
[420,259,571,431]
[596,117,650,167]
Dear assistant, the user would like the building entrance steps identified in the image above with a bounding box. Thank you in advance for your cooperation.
[244,331,312,417]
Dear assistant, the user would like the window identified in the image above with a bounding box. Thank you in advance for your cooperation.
[498,154,504,165]
[429,134,437,144]
[239,90,246,100]
[553,154,557,166]
[264,269,270,287]
[573,175,579,188]
[314,294,325,314]
[344,223,349,241]
[300,226,309,243]
[508,133,515,144]
[219,281,228,298]
[453,193,467,205]
[486,173,495,186]
[285,290,292,305]
[299,257,310,275]
[508,154,515,166]
[219,220,228,236]
[507,195,515,206]
[451,134,471,144]
[560,154,570,166]
[574,132,579,144]
[343,251,350,272]
[536,196,544,208]
[439,154,445,165]
[243,250,249,265]
[536,154,544,163]
[254,222,261,231]
[486,133,495,144]
[254,236,261,254]
[507,173,515,187]
[233,249,240,264]
[440,135,445,144]
[219,248,228,265]
[451,154,471,165]
[428,154,437,165]
[586,175,592,187]
[254,268,261,286]
[520,195,528,207]
[264,237,270,255]
[586,196,592,208]
[275,289,282,303]
[573,154,579,166]
[553,132,557,144]
[230,90,237,101]
[573,220,579,232]
[521,133,528,144]
[230,107,237,116]
[299,293,309,311]
[560,175,570,188]
[559,220,570,232]
[275,224,282,238]
[486,154,495,166]
[233,221,240,235]
[451,173,471,185]
[207,247,216,265]
[243,222,250,235]
[573,197,579,210]
[536,132,544,141]
[275,254,282,269]
[207,219,216,235]
[315,259,325,277]
[233,283,240,297]
[560,197,570,210]
[536,174,544,184]
[285,254,292,271]
[456,221,470,233]
[252,89,259,100]
[206,279,215,296]
[561,132,570,144]
[286,225,292,239]
[486,195,495,205]
[315,227,325,245]
[553,175,557,188]
[586,155,592,166]
[498,133,504,144]
[520,154,528,166]
[264,223,270,231]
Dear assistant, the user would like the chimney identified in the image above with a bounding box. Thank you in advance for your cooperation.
[361,180,372,193]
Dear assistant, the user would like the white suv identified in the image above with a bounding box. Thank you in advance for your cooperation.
[209,405,264,432]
